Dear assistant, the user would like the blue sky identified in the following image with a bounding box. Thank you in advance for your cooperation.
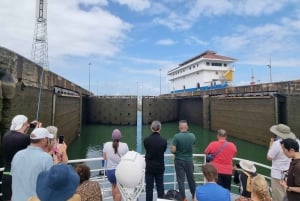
[0,0,299,96]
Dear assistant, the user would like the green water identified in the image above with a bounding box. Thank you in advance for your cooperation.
[68,122,271,167]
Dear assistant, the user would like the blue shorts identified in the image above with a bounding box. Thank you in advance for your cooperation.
[107,169,117,184]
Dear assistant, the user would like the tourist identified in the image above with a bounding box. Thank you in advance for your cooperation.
[280,138,300,201]
[234,160,257,201]
[251,175,272,201]
[28,163,81,201]
[103,129,129,201]
[75,163,103,201]
[46,125,68,163]
[143,120,167,201]
[195,163,230,201]
[204,129,237,190]
[1,115,40,201]
[11,127,55,200]
[267,123,296,201]
[171,120,196,201]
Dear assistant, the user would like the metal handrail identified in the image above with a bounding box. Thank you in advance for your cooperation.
[0,154,271,200]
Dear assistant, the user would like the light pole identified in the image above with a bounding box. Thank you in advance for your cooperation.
[88,62,92,91]
[159,68,162,95]
[267,59,272,83]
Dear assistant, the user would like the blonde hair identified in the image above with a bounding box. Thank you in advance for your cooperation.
[46,126,58,139]
[251,175,271,201]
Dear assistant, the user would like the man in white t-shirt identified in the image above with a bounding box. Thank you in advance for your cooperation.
[267,124,296,201]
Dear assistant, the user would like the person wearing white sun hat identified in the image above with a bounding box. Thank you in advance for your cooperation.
[2,114,42,201]
[267,123,296,201]
[234,160,257,201]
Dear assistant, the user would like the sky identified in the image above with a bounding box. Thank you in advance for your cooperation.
[0,0,300,96]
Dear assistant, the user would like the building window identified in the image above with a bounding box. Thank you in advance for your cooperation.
[183,85,185,90]
[215,71,219,75]
[197,82,200,88]
[224,63,227,67]
[212,63,222,66]
[206,62,210,65]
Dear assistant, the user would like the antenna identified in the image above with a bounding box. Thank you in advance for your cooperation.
[31,0,49,70]
[250,68,255,85]
[31,0,48,120]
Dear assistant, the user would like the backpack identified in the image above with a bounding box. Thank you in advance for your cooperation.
[163,189,183,201]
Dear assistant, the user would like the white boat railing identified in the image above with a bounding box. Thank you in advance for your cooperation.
[0,154,271,200]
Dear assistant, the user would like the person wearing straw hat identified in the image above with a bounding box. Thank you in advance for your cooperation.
[11,128,54,201]
[28,163,81,201]
[234,160,257,201]
[267,123,296,201]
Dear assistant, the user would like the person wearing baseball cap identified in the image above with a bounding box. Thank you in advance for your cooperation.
[11,127,55,201]
[103,129,129,201]
[267,124,296,201]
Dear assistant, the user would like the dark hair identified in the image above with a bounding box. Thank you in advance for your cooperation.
[281,138,299,152]
[202,163,218,182]
[113,139,119,154]
[75,164,91,183]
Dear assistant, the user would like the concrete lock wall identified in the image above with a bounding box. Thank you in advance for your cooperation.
[286,95,300,138]
[0,46,89,145]
[178,97,203,126]
[209,96,277,146]
[0,85,81,144]
[87,96,137,125]
[142,97,178,124]
[53,95,81,143]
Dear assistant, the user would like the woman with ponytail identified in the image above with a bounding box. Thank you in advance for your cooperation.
[103,129,129,201]
[251,175,272,201]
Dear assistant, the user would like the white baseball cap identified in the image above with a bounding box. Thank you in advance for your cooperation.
[30,128,54,139]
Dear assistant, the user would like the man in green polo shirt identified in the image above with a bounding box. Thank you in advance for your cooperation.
[171,120,196,201]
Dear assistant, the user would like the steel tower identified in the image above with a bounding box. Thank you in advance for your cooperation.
[31,0,48,69]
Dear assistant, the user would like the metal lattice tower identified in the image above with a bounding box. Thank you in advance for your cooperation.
[31,0,48,69]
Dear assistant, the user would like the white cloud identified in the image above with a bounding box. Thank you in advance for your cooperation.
[153,0,296,31]
[112,0,151,12]
[153,12,192,30]
[77,0,108,6]
[155,39,176,46]
[184,36,208,46]
[0,0,132,60]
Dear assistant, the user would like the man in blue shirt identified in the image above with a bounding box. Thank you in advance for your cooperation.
[11,127,54,201]
[196,163,230,201]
